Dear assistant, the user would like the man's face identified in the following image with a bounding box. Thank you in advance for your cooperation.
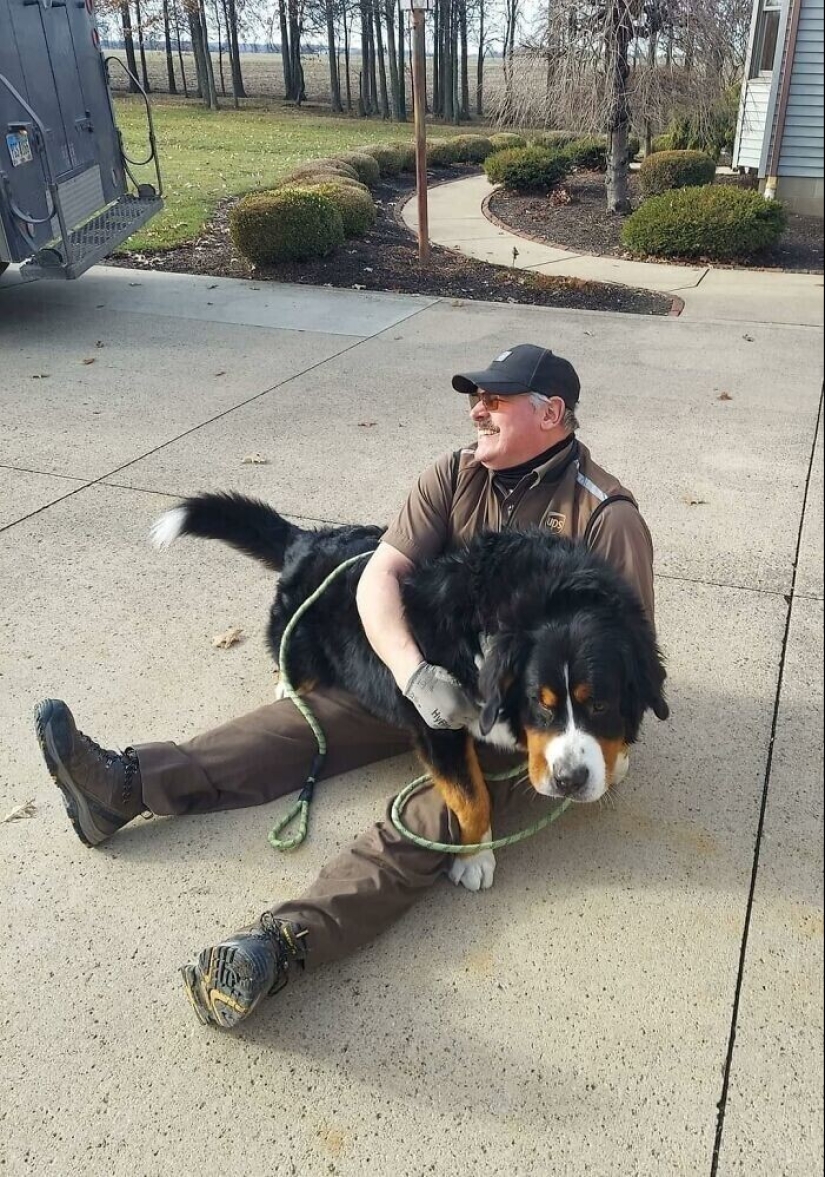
[469,390,562,470]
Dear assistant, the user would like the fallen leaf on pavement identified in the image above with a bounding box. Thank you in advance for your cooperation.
[683,496,708,506]
[31,374,50,379]
[1,800,36,823]
[242,453,268,464]
[214,371,226,377]
[742,334,754,342]
[358,421,377,428]
[95,340,105,349]
[717,392,733,401]
[82,357,96,365]
[212,626,244,648]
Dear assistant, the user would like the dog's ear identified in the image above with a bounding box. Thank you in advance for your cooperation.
[477,631,524,736]
[623,617,669,733]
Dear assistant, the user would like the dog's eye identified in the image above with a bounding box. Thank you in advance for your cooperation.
[538,700,556,720]
[590,700,607,714]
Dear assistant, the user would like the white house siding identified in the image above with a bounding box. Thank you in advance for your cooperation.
[734,77,774,167]
[778,0,824,176]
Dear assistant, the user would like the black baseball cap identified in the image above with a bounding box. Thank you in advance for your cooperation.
[452,344,581,408]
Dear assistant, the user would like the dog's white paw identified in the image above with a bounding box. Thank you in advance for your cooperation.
[449,839,496,892]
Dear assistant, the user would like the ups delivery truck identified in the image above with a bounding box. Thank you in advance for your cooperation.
[0,0,161,280]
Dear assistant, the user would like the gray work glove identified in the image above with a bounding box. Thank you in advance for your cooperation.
[402,662,478,730]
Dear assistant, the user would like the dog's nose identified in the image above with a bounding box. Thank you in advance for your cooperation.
[554,765,590,795]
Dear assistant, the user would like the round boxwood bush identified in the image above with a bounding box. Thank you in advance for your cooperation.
[288,159,359,184]
[484,145,569,192]
[332,151,381,187]
[279,172,369,194]
[387,140,416,170]
[532,130,579,151]
[298,181,375,237]
[230,189,345,265]
[361,144,404,176]
[638,149,717,197]
[489,132,528,152]
[622,185,787,260]
[426,138,461,166]
[450,133,495,163]
[564,136,608,171]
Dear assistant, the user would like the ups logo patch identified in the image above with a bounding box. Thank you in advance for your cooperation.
[543,513,566,534]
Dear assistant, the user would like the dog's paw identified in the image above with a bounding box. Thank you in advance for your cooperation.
[449,840,496,892]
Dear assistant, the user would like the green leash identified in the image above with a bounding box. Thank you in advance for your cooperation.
[267,551,570,854]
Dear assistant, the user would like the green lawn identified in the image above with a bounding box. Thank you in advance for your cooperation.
[116,96,460,252]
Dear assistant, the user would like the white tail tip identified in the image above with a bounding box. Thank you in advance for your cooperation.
[150,506,187,550]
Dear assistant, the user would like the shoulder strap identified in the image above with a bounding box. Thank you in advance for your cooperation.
[450,448,462,497]
[583,493,639,547]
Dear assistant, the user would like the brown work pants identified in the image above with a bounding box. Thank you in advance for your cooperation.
[135,688,525,970]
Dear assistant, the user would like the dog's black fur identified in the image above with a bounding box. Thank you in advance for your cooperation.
[157,491,668,843]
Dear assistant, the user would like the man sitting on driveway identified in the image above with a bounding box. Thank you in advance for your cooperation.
[34,343,656,1029]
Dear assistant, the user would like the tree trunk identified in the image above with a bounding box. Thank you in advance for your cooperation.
[373,0,391,118]
[226,0,246,98]
[343,15,353,110]
[188,9,206,100]
[162,0,177,93]
[173,1,188,96]
[385,0,402,121]
[459,0,468,120]
[397,2,407,119]
[287,0,305,103]
[214,0,227,97]
[604,0,632,212]
[432,0,440,113]
[121,4,140,92]
[278,0,293,98]
[133,0,151,91]
[476,0,484,116]
[326,0,343,111]
[193,0,219,108]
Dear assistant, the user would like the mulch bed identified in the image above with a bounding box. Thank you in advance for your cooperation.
[112,166,672,316]
[488,170,824,273]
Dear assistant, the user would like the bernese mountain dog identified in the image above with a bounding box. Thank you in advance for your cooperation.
[152,492,669,890]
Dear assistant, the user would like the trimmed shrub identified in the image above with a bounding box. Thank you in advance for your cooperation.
[489,132,528,151]
[298,181,375,237]
[564,136,608,171]
[450,133,495,163]
[638,149,717,198]
[484,146,569,192]
[360,143,404,175]
[278,173,369,194]
[622,185,787,260]
[287,161,360,186]
[387,140,417,170]
[532,131,580,151]
[332,151,381,187]
[426,138,461,166]
[650,133,676,154]
[230,189,345,265]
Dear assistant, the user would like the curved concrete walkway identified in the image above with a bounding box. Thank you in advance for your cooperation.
[402,173,824,325]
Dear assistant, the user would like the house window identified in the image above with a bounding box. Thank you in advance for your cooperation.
[750,0,782,76]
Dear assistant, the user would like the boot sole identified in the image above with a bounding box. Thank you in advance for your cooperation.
[34,699,110,847]
[181,944,271,1030]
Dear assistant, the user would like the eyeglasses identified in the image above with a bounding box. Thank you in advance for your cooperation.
[468,391,551,412]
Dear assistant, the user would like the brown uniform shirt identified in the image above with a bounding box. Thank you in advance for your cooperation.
[383,436,656,624]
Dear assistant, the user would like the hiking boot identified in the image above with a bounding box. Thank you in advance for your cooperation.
[34,698,145,847]
[181,914,308,1030]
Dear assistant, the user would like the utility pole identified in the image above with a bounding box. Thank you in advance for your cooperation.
[402,0,432,262]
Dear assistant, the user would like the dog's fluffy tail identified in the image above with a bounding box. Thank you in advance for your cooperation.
[150,491,301,572]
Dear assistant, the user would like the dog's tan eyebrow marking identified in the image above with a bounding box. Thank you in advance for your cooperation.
[539,687,558,709]
[572,683,591,704]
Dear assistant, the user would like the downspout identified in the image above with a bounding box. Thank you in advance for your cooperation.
[764,0,802,199]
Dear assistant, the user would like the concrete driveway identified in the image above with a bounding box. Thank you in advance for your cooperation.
[1,266,822,1176]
